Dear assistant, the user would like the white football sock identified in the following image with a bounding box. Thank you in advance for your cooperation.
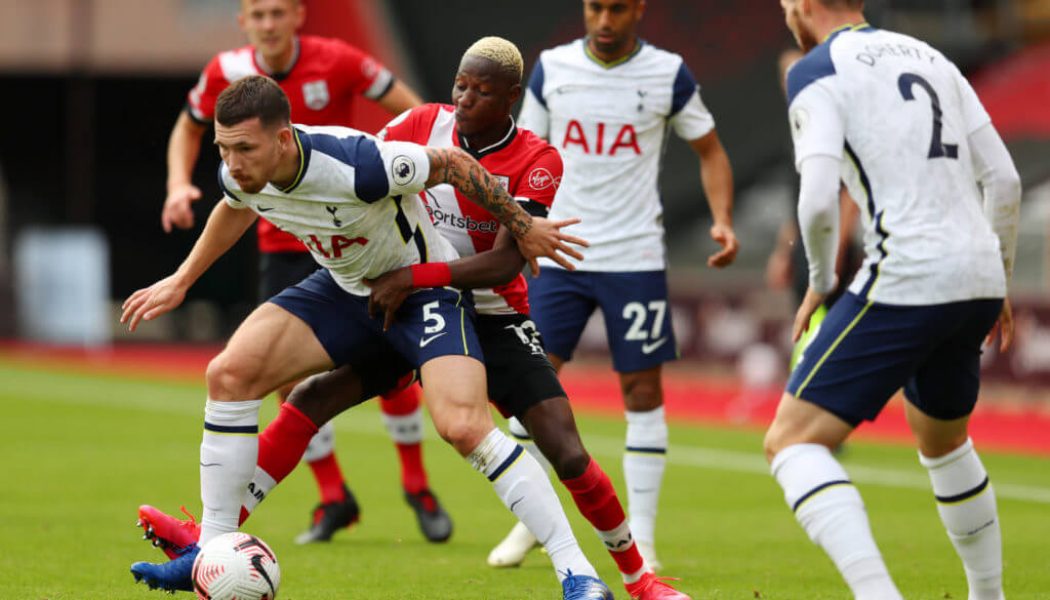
[772,443,902,600]
[469,428,597,581]
[242,466,277,517]
[199,399,262,546]
[382,406,424,445]
[920,439,1004,600]
[508,416,553,473]
[624,407,667,547]
[301,420,335,463]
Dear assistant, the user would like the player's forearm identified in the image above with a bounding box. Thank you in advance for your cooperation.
[167,111,207,190]
[451,228,525,288]
[412,229,525,290]
[798,155,842,295]
[424,147,533,240]
[969,124,1022,284]
[697,140,739,228]
[173,202,256,287]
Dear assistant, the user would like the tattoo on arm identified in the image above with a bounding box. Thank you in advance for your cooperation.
[425,147,532,239]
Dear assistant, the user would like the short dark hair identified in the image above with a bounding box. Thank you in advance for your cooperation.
[215,75,291,129]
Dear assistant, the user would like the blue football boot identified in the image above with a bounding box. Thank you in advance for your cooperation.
[562,570,615,600]
[130,543,199,592]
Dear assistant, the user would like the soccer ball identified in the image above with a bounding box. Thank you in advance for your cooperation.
[191,532,281,600]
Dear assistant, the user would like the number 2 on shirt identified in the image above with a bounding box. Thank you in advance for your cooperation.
[898,72,959,160]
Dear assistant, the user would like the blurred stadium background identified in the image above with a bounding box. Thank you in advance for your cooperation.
[2,0,1050,388]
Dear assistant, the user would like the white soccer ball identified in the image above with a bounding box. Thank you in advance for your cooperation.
[191,532,281,600]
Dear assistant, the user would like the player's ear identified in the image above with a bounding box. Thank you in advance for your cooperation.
[508,83,522,107]
[276,125,293,148]
[293,0,306,29]
[635,0,646,20]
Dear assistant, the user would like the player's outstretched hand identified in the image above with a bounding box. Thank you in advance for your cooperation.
[792,287,827,343]
[984,297,1014,352]
[364,268,413,331]
[162,183,203,233]
[707,222,739,268]
[515,217,588,276]
[120,275,189,332]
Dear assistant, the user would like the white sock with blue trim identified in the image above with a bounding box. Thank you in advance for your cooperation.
[469,428,596,581]
[200,399,262,546]
[920,439,1004,600]
[772,443,902,600]
[624,407,667,548]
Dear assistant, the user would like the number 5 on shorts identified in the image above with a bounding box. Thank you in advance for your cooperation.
[423,301,447,334]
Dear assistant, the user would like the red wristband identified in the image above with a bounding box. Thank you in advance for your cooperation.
[410,262,452,288]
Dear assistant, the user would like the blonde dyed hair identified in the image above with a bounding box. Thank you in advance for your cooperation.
[462,36,523,82]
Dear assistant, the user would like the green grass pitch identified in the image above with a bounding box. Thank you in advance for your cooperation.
[2,360,1049,599]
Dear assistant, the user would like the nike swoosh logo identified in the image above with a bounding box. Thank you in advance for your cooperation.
[641,338,667,355]
[419,332,448,348]
[200,462,222,467]
[631,487,658,494]
[257,206,275,212]
[509,497,525,512]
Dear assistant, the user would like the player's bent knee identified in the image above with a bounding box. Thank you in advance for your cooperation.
[206,352,266,400]
[763,426,788,464]
[285,374,353,427]
[917,432,970,459]
[435,419,491,456]
[620,370,663,411]
[549,446,590,481]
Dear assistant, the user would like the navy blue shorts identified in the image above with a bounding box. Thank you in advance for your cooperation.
[269,269,483,392]
[786,292,1002,426]
[528,269,678,373]
[329,313,567,418]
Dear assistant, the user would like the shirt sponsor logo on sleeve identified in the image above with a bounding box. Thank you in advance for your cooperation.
[527,168,557,191]
[302,80,330,110]
[361,57,379,79]
[392,155,416,186]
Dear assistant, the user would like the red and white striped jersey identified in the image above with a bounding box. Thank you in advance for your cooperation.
[187,35,394,253]
[380,104,563,315]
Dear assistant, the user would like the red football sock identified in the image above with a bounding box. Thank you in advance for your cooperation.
[562,458,646,578]
[264,402,347,504]
[240,402,322,525]
[380,384,429,495]
[308,453,348,505]
[258,402,318,486]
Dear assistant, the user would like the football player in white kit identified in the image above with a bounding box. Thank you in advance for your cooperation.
[120,75,598,597]
[764,1,1021,599]
[492,0,739,570]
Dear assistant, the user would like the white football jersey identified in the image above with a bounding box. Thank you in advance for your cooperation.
[788,24,1006,305]
[519,39,715,271]
[219,124,458,296]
